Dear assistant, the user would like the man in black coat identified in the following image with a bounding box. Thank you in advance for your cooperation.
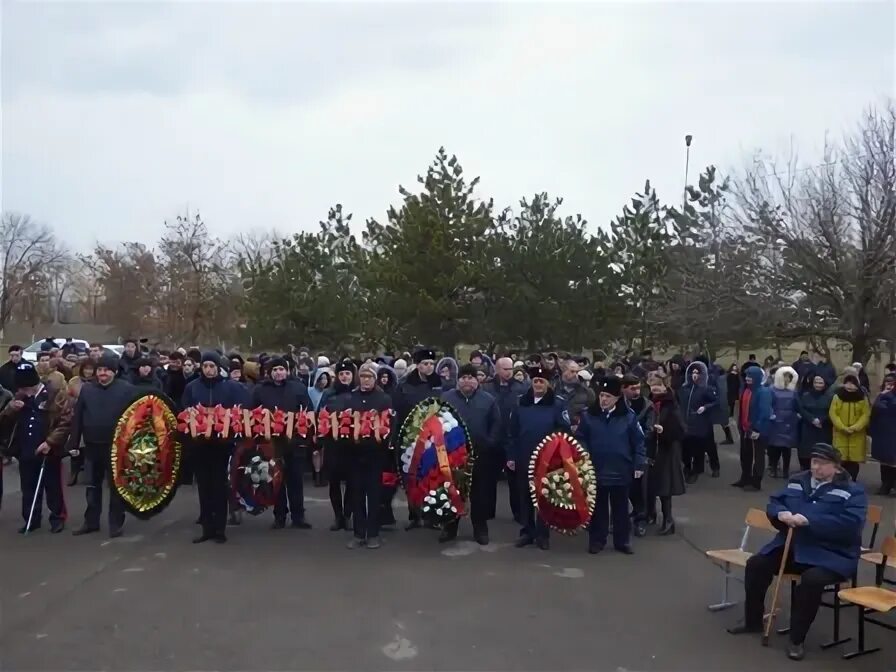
[483,356,527,524]
[66,354,136,538]
[440,364,502,545]
[345,363,394,549]
[396,347,443,530]
[0,345,23,393]
[252,357,313,530]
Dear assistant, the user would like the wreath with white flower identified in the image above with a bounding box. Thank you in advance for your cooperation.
[528,432,597,534]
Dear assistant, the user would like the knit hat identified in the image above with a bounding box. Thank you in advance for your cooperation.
[201,351,222,368]
[136,357,152,369]
[843,374,861,387]
[268,356,288,371]
[458,363,478,379]
[317,355,331,368]
[97,354,119,372]
[15,362,40,388]
[358,362,378,378]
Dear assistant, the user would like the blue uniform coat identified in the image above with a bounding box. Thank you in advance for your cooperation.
[575,402,646,487]
[508,388,569,465]
[761,471,867,579]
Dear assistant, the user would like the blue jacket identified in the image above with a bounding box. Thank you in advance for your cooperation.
[576,402,646,487]
[676,361,718,437]
[441,388,502,455]
[768,368,800,448]
[182,375,251,410]
[870,390,896,465]
[739,365,773,439]
[508,388,569,465]
[761,471,867,579]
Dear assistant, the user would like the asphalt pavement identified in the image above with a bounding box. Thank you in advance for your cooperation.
[1,442,894,671]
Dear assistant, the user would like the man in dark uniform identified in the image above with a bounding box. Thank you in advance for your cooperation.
[396,347,443,530]
[1,362,72,533]
[252,356,314,530]
[0,345,23,393]
[182,352,250,544]
[321,359,356,531]
[728,444,867,661]
[345,363,394,549]
[67,354,135,538]
[440,364,502,545]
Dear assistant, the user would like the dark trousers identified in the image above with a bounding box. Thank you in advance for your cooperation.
[506,465,521,522]
[84,448,125,531]
[588,484,630,548]
[469,455,496,528]
[629,474,647,522]
[274,449,305,524]
[195,446,230,536]
[744,547,843,644]
[843,461,860,481]
[349,452,381,540]
[798,457,811,471]
[739,435,766,487]
[767,445,792,475]
[20,458,66,526]
[70,452,84,476]
[683,435,718,474]
[517,468,549,541]
[881,464,896,490]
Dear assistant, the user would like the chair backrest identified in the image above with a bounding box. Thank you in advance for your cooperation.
[878,536,896,587]
[882,536,896,560]
[745,507,777,533]
[866,504,883,549]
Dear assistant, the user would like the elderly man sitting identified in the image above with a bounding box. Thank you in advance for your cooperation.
[727,443,867,661]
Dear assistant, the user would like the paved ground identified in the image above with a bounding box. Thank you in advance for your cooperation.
[1,443,894,671]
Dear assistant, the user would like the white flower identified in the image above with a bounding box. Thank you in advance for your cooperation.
[562,472,569,480]
[429,490,437,496]
[436,509,443,516]
[450,506,457,513]
[443,481,451,488]
[541,477,548,485]
[541,488,549,496]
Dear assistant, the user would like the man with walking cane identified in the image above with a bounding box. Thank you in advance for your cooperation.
[727,444,866,661]
[0,362,72,534]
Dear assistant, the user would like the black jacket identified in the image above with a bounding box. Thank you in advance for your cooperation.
[182,375,250,410]
[396,370,443,425]
[251,378,312,414]
[66,378,137,448]
[0,360,18,393]
[164,369,189,408]
[441,388,502,455]
[346,387,394,452]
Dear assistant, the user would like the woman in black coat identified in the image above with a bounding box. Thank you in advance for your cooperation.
[646,374,686,535]
[796,374,833,471]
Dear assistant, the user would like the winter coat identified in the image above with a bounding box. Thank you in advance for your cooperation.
[829,389,871,462]
[726,371,741,414]
[797,387,834,458]
[133,372,163,391]
[627,395,656,445]
[252,378,312,414]
[0,360,18,393]
[482,377,527,460]
[395,370,443,426]
[675,361,718,438]
[163,370,188,409]
[738,365,773,440]
[0,381,72,460]
[182,374,251,411]
[308,368,334,410]
[762,471,866,579]
[556,379,596,425]
[576,401,646,487]
[345,387,394,454]
[647,391,686,497]
[668,356,686,391]
[869,390,896,466]
[811,361,837,387]
[508,387,569,465]
[441,388,502,456]
[118,353,141,381]
[66,378,137,449]
[768,366,799,448]
[710,363,729,425]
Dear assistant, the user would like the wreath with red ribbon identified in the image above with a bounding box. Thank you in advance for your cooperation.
[528,432,596,534]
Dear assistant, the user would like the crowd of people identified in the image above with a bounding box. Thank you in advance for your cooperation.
[0,340,893,551]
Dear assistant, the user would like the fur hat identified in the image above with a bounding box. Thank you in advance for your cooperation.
[600,376,623,397]
[413,347,437,364]
[527,365,550,382]
[335,358,355,374]
[15,362,40,388]
[268,356,288,372]
[97,353,119,372]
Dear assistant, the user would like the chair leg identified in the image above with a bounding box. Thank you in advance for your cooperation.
[776,580,794,635]
[842,607,881,659]
[708,565,738,612]
[821,590,852,649]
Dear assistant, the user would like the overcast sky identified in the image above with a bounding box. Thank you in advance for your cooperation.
[2,0,893,250]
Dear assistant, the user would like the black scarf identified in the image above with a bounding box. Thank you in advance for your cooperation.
[836,386,865,402]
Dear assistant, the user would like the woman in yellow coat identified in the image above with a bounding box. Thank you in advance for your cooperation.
[829,374,870,481]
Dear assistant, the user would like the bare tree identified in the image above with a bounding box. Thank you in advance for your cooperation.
[736,101,896,362]
[0,212,66,339]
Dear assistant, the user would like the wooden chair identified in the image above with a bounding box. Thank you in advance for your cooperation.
[706,508,780,611]
[837,536,896,659]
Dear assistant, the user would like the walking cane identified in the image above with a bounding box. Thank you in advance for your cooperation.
[24,456,47,536]
[762,527,794,646]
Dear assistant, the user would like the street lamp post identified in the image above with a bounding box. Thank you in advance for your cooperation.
[683,134,693,212]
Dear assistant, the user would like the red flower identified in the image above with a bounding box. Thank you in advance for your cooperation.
[271,409,287,436]
[378,411,391,439]
[251,407,267,436]
[338,410,352,438]
[230,406,244,437]
[360,411,374,438]
[318,409,331,438]
[296,410,310,438]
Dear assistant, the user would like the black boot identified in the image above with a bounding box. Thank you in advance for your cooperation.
[72,524,99,536]
[290,518,312,530]
[67,470,80,486]
[329,517,346,531]
[193,532,214,544]
[271,519,286,530]
[439,522,458,543]
[721,427,735,445]
[473,524,489,546]
[633,520,647,537]
[658,518,676,536]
